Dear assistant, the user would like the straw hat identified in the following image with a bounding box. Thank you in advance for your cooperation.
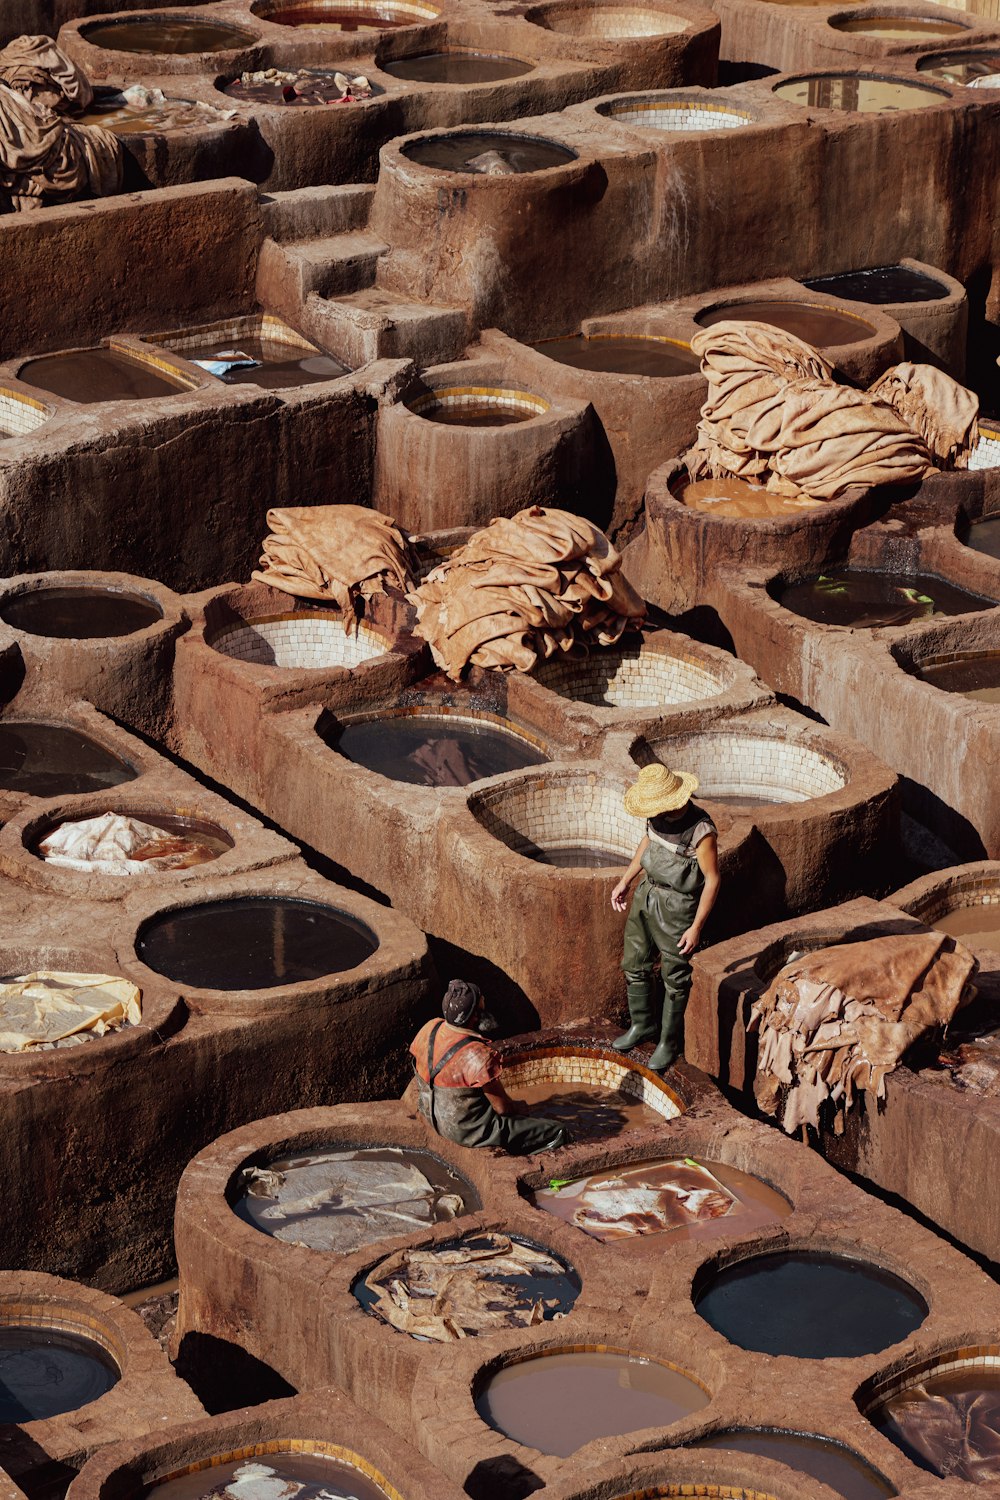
[624,762,699,818]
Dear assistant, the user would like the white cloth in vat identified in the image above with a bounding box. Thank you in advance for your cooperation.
[201,1462,369,1500]
[253,504,417,630]
[38,811,222,873]
[0,970,140,1052]
[239,1150,463,1253]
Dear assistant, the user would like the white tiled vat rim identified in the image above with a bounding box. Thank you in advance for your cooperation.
[207,614,388,670]
[533,643,728,709]
[862,1347,1000,1411]
[602,95,753,130]
[0,388,50,439]
[408,386,550,419]
[502,1049,683,1118]
[145,313,322,360]
[650,732,847,803]
[533,4,690,35]
[470,772,644,859]
[970,425,1000,470]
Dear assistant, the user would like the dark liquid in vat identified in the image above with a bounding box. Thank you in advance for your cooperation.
[695,1250,927,1357]
[774,75,947,112]
[0,722,135,796]
[382,51,532,82]
[933,903,1000,954]
[528,844,627,868]
[20,349,186,404]
[533,334,700,377]
[832,14,966,35]
[263,4,417,25]
[476,1350,709,1456]
[0,1326,118,1422]
[535,1158,791,1244]
[325,715,546,786]
[803,265,947,304]
[503,1079,664,1140]
[697,299,873,346]
[872,1367,1000,1482]
[778,570,991,627]
[916,656,1000,704]
[136,897,377,988]
[82,17,256,51]
[1,586,162,639]
[405,132,575,173]
[419,403,533,426]
[918,50,1000,83]
[148,1453,389,1500]
[965,516,1000,560]
[184,337,346,389]
[691,1431,896,1500]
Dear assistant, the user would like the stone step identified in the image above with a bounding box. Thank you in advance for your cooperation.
[259,184,373,243]
[306,287,470,370]
[256,229,388,319]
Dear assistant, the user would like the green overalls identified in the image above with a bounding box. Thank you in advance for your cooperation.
[415,1022,568,1156]
[620,806,716,1069]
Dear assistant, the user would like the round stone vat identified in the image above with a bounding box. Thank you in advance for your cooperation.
[402,133,577,174]
[317,705,549,786]
[136,896,379,989]
[863,1345,1000,1482]
[469,770,640,868]
[31,810,234,874]
[253,0,438,25]
[598,93,754,131]
[354,1229,580,1337]
[531,639,728,710]
[18,347,194,404]
[500,1045,683,1142]
[0,582,163,639]
[828,11,969,37]
[232,1141,477,1252]
[0,1298,121,1421]
[910,650,1000,704]
[773,73,951,111]
[150,1451,390,1500]
[0,387,50,440]
[774,567,993,627]
[694,1249,927,1356]
[0,720,137,799]
[526,2,690,36]
[532,1155,790,1243]
[640,728,847,809]
[899,867,1000,955]
[381,50,535,82]
[79,15,259,52]
[207,610,390,671]
[688,1430,896,1500]
[475,1346,710,1455]
[222,68,379,106]
[696,298,876,347]
[803,263,949,304]
[671,469,824,519]
[407,385,550,425]
[531,332,700,376]
[918,48,1000,83]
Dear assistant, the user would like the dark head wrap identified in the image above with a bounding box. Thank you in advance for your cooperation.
[442,978,482,1026]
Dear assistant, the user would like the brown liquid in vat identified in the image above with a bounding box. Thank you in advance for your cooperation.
[148,1453,388,1500]
[82,17,257,51]
[20,349,188,404]
[918,49,1000,83]
[916,656,1000,704]
[405,131,575,173]
[964,516,1000,559]
[418,403,536,426]
[476,1350,709,1456]
[774,74,947,111]
[697,298,874,346]
[692,1431,896,1500]
[503,1078,665,1139]
[832,15,966,36]
[932,903,1000,953]
[181,337,346,389]
[325,714,547,785]
[1,586,162,638]
[676,476,822,518]
[533,334,700,377]
[263,4,418,26]
[382,51,533,82]
[535,1158,790,1243]
[872,1368,1000,1482]
[78,97,213,132]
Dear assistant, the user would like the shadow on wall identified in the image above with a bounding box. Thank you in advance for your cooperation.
[427,934,542,1035]
[175,1332,297,1416]
[465,1456,544,1500]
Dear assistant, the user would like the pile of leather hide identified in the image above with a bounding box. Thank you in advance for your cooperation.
[253,504,418,629]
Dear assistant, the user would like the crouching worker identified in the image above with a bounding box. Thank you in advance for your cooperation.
[611,762,721,1072]
[410,979,568,1154]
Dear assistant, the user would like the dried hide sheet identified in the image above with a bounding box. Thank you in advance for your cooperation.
[878,1382,1000,1484]
[0,970,141,1052]
[0,36,122,211]
[683,322,978,500]
[750,931,977,1135]
[408,505,646,679]
[39,811,220,873]
[239,1150,464,1253]
[361,1232,569,1340]
[536,1159,737,1242]
[253,504,417,629]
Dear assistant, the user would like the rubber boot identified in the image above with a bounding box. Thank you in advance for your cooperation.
[613,978,658,1051]
[648,997,686,1072]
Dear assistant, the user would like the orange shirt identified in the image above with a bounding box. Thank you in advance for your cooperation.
[410,1018,500,1090]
